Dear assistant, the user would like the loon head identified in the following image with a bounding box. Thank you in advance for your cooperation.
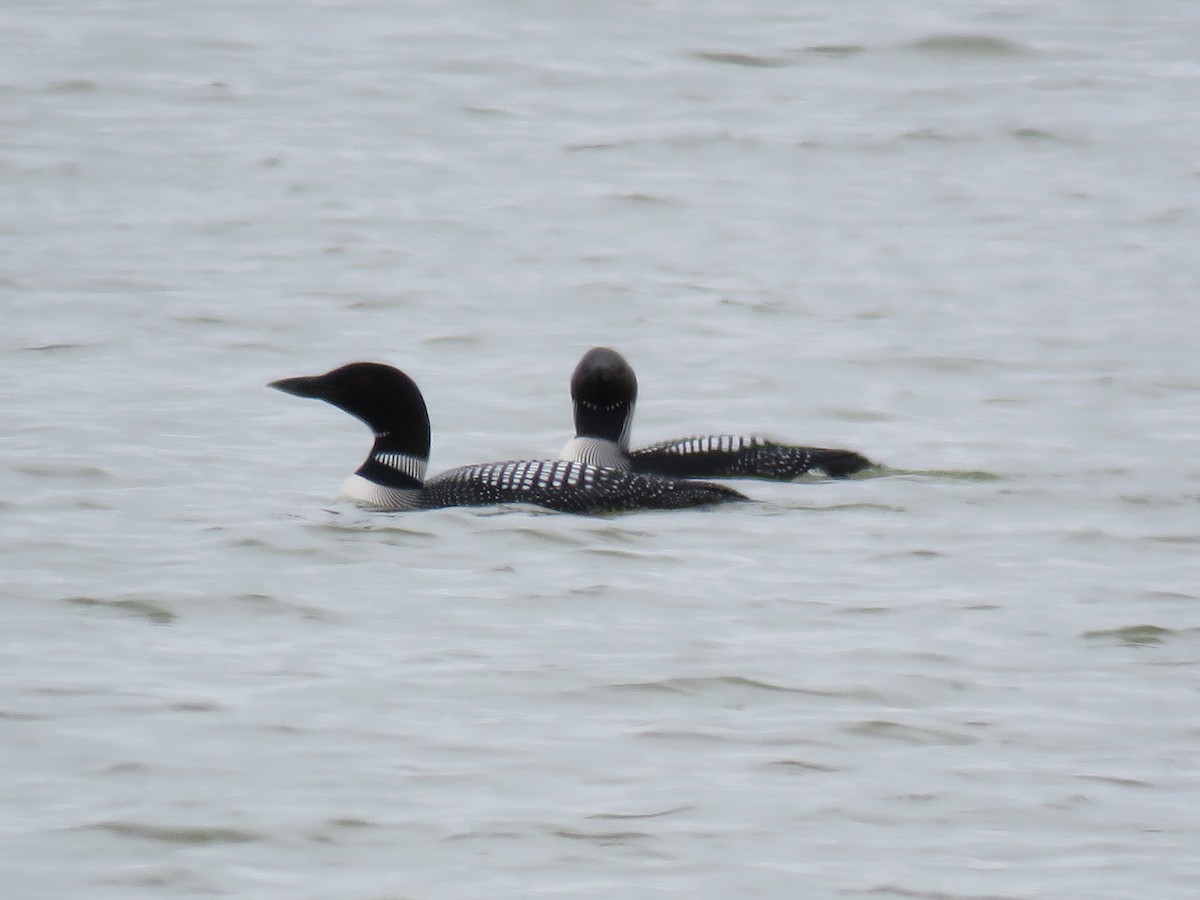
[270,362,430,490]
[570,347,638,450]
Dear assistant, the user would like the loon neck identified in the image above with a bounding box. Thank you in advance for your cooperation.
[355,432,429,489]
[572,400,635,451]
[570,347,638,451]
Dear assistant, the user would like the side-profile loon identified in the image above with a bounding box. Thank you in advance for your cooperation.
[561,347,875,480]
[269,362,747,514]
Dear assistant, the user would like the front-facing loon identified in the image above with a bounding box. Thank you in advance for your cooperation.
[270,362,747,514]
[561,348,876,480]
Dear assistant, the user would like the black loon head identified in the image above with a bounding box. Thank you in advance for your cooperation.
[570,347,637,449]
[270,362,430,488]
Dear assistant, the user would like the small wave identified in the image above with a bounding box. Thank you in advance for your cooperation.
[0,709,44,721]
[604,676,878,710]
[462,105,519,118]
[637,728,760,745]
[1076,773,1154,789]
[585,546,675,560]
[717,296,786,314]
[14,462,110,479]
[89,821,260,845]
[443,828,525,843]
[901,128,976,144]
[826,407,898,423]
[423,333,478,346]
[565,140,628,152]
[779,501,907,514]
[345,297,399,312]
[1145,534,1200,546]
[586,806,692,821]
[862,885,1024,899]
[327,817,375,829]
[692,50,793,69]
[844,720,978,746]
[803,44,866,58]
[1119,493,1199,510]
[885,467,1002,482]
[21,342,89,353]
[1009,126,1069,143]
[171,314,228,327]
[551,827,651,846]
[605,191,675,205]
[1144,590,1196,602]
[509,526,591,547]
[46,79,99,93]
[168,701,219,713]
[308,518,438,540]
[771,759,845,773]
[232,593,331,621]
[64,595,177,625]
[902,34,1028,57]
[104,762,149,775]
[1082,624,1176,645]
[607,674,855,699]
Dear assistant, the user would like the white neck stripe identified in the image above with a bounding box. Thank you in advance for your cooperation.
[372,451,428,482]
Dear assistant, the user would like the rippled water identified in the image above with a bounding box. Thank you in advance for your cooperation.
[3,1,1199,897]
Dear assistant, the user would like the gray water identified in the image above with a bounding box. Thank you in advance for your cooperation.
[3,1,1198,897]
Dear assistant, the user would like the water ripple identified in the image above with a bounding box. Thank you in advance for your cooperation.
[804,44,866,59]
[770,759,845,773]
[63,595,178,625]
[551,827,651,846]
[844,720,979,746]
[88,821,261,845]
[901,34,1029,57]
[20,342,89,353]
[857,886,1024,900]
[1081,624,1177,645]
[586,806,692,821]
[691,50,794,69]
[1076,774,1154,789]
[607,675,877,700]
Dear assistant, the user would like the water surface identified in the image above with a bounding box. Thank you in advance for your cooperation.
[3,1,1198,897]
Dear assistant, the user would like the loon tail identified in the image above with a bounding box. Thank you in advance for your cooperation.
[804,448,875,478]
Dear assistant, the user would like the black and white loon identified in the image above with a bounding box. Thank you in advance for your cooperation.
[560,347,875,480]
[269,362,747,514]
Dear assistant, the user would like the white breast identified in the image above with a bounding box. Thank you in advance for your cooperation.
[339,474,422,510]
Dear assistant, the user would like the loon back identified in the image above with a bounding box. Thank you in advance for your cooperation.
[270,361,746,514]
[559,347,876,480]
[422,458,745,513]
[630,436,874,480]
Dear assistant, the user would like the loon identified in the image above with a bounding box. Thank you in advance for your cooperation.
[560,347,875,480]
[269,362,747,514]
